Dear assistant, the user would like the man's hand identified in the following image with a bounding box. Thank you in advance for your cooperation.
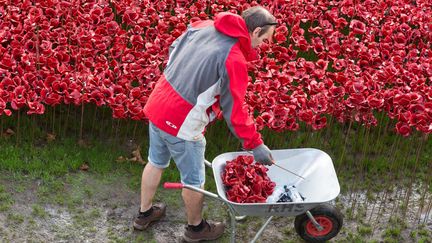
[252,144,274,166]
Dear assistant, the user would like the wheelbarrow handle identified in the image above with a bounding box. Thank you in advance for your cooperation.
[163,182,184,189]
[163,182,221,199]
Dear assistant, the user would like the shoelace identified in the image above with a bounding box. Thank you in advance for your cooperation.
[204,220,212,232]
[186,220,211,232]
[138,206,157,218]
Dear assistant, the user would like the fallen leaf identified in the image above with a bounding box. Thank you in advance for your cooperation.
[131,148,145,164]
[79,163,89,171]
[116,156,127,163]
[3,128,15,137]
[77,139,90,147]
[46,133,56,142]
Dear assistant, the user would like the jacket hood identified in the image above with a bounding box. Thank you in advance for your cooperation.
[214,12,258,61]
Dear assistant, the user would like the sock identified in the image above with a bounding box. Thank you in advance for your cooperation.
[188,219,205,232]
[139,206,154,217]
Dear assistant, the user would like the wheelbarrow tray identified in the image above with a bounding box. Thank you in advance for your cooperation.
[212,148,340,217]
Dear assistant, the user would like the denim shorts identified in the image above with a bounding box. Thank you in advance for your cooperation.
[148,122,206,187]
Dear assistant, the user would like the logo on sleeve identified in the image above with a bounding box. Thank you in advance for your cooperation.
[166,121,178,129]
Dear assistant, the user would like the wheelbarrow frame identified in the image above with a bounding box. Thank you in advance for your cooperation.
[164,148,342,242]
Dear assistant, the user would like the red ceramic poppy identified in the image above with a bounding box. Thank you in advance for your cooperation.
[222,155,275,203]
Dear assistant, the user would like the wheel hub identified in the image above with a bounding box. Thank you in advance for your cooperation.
[305,216,333,237]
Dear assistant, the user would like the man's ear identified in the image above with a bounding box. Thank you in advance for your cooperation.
[252,27,262,37]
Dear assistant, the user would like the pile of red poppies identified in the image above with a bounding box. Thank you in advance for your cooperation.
[0,0,431,136]
[222,155,275,203]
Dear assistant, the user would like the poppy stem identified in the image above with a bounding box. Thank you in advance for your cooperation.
[379,115,391,155]
[123,119,131,144]
[132,121,138,141]
[388,184,403,220]
[16,111,21,145]
[31,115,35,144]
[337,117,353,170]
[52,106,55,135]
[115,119,120,144]
[389,134,401,167]
[90,105,97,136]
[361,126,370,167]
[99,107,106,138]
[421,190,432,225]
[403,134,426,218]
[79,103,84,141]
[110,117,115,140]
[417,164,432,224]
[375,111,385,143]
[398,135,411,178]
[367,191,380,224]
[325,113,334,141]
[415,185,427,223]
[63,104,70,137]
[44,106,49,133]
[305,125,312,145]
[58,106,62,137]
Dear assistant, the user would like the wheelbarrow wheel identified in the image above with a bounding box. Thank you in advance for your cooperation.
[294,204,343,242]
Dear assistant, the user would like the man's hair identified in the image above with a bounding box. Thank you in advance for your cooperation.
[241,6,277,37]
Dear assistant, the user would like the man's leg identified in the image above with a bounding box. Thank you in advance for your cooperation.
[140,162,164,212]
[182,187,204,225]
[168,137,225,242]
[182,184,225,242]
[134,162,167,230]
[134,123,169,231]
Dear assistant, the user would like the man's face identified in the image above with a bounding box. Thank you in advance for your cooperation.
[250,26,276,48]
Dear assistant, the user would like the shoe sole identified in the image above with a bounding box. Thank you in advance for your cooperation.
[133,221,151,231]
[133,212,166,231]
[182,234,223,242]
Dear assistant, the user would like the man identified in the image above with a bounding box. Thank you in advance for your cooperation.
[134,6,277,242]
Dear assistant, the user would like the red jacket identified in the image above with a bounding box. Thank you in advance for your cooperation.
[144,12,263,150]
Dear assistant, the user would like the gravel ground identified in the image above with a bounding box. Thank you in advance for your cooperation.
[0,172,430,243]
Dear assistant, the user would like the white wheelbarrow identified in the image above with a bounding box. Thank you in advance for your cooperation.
[164,148,343,242]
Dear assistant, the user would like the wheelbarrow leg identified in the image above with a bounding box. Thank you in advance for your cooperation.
[226,204,237,243]
[250,216,273,243]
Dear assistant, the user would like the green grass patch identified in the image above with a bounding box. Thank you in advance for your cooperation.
[357,224,373,236]
[31,204,48,218]
[7,212,25,224]
[0,137,124,177]
[383,227,402,239]
[338,230,366,243]
[1,108,431,191]
[410,224,432,242]
[0,185,14,212]
[71,208,100,228]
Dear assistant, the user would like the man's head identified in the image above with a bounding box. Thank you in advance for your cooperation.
[242,6,277,48]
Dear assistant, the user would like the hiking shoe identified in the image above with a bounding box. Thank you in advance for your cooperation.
[133,203,166,230]
[183,220,225,242]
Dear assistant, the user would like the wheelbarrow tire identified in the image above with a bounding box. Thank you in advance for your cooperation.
[294,204,343,242]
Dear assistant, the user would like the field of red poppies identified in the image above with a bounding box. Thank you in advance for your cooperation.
[0,1,431,241]
[0,0,431,137]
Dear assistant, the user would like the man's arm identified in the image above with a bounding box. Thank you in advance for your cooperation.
[219,43,263,150]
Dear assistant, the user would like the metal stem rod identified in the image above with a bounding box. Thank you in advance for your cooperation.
[272,163,305,180]
[243,149,305,180]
